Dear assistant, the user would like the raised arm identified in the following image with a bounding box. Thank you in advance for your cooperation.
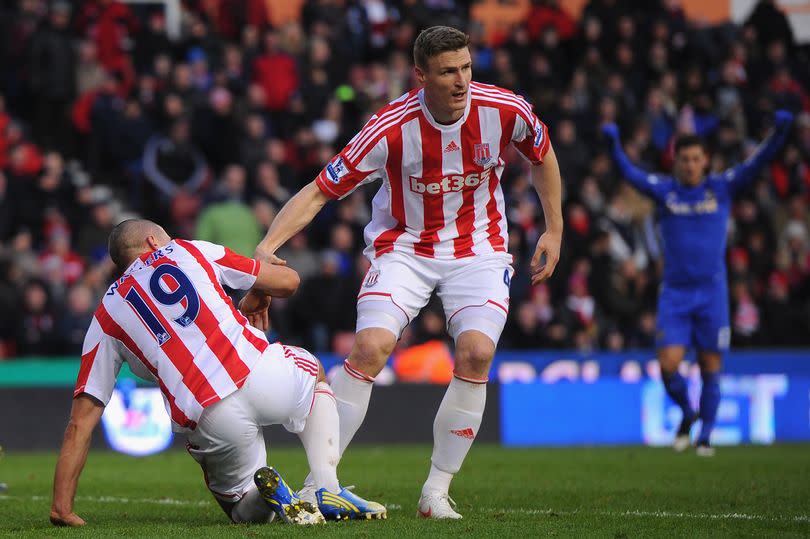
[602,123,666,200]
[254,181,329,263]
[529,144,563,284]
[724,110,794,195]
[50,394,105,527]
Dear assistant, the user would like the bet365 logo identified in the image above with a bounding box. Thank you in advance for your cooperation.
[409,168,492,195]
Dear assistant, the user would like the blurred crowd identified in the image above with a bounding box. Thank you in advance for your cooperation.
[0,0,809,359]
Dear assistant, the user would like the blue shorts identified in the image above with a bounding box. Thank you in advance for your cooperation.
[656,280,730,353]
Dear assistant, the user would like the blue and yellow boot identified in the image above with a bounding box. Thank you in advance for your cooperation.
[254,467,325,525]
[316,486,387,521]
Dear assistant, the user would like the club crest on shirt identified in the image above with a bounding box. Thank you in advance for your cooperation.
[364,270,380,287]
[325,156,348,184]
[473,143,492,166]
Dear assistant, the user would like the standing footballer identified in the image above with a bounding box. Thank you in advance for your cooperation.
[602,110,793,456]
[243,26,563,518]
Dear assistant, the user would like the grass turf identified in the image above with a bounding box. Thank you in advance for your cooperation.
[1,444,809,538]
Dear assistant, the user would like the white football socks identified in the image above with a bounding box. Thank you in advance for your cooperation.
[230,486,274,523]
[301,365,374,491]
[423,375,487,495]
[331,362,375,456]
[298,382,341,493]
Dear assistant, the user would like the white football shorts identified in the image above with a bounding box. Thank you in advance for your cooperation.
[185,343,318,503]
[356,251,513,344]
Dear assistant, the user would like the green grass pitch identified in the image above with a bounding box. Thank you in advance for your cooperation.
[1,444,809,537]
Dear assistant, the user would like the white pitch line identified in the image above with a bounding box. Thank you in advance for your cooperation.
[481,507,810,524]
[0,494,211,507]
[2,495,807,524]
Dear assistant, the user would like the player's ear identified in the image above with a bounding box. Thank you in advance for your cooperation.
[145,234,160,251]
[415,65,426,84]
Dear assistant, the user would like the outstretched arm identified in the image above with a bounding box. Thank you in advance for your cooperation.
[725,110,794,194]
[241,181,328,331]
[254,181,330,263]
[602,123,665,200]
[50,394,105,527]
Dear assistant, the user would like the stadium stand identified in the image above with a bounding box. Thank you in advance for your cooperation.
[0,0,808,358]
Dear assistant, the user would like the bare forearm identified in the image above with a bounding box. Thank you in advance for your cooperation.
[52,422,92,514]
[531,146,563,236]
[255,181,328,258]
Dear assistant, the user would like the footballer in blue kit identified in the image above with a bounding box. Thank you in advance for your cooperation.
[602,110,794,455]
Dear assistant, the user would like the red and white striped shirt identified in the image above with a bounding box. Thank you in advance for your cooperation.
[315,81,551,260]
[74,240,270,431]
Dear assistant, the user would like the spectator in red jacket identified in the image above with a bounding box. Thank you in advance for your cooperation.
[526,0,577,43]
[252,30,299,113]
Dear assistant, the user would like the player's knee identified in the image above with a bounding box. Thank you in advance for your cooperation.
[698,352,722,373]
[658,347,684,374]
[349,329,396,377]
[454,333,496,378]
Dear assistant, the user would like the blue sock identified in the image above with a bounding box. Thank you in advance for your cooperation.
[661,370,695,420]
[698,372,720,444]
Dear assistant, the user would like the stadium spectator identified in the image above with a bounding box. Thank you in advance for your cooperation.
[252,30,299,115]
[16,279,59,356]
[0,0,807,360]
[56,283,95,355]
[195,164,261,256]
[28,0,75,154]
[142,118,208,202]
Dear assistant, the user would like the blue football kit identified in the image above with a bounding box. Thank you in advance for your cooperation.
[607,130,790,352]
[603,113,792,447]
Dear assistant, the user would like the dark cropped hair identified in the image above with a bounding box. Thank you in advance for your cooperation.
[413,26,470,69]
[674,134,707,154]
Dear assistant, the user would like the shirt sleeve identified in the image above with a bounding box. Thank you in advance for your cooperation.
[315,123,389,200]
[187,240,261,290]
[510,96,551,165]
[74,316,124,405]
[722,128,791,196]
[607,139,671,203]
